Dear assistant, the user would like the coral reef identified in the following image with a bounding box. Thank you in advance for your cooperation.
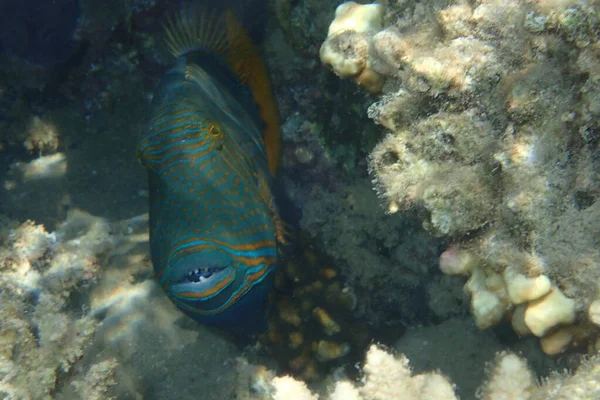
[296,180,444,327]
[319,0,600,355]
[1,0,600,399]
[231,343,600,400]
[0,213,114,399]
[257,232,371,381]
[68,358,119,400]
[320,2,385,94]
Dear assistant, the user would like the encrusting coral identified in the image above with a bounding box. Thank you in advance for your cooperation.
[320,0,600,355]
[0,212,117,399]
[320,2,385,94]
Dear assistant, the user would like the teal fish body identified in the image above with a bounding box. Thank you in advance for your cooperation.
[137,9,283,331]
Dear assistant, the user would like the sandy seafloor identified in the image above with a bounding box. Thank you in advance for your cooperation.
[1,0,598,399]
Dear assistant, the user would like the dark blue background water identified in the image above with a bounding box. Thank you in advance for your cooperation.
[0,0,80,66]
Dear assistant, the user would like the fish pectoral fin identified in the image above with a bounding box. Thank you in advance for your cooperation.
[135,147,146,167]
[258,173,288,245]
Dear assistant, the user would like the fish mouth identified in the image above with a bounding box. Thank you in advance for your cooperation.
[178,266,226,284]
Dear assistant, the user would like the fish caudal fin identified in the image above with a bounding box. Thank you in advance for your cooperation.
[161,6,282,177]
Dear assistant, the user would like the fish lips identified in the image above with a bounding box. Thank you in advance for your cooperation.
[168,252,234,296]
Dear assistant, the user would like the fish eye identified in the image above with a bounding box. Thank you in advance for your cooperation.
[209,124,221,136]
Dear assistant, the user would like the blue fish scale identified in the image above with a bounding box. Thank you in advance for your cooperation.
[138,54,278,329]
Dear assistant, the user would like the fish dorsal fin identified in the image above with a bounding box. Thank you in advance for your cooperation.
[162,7,281,177]
[163,8,228,59]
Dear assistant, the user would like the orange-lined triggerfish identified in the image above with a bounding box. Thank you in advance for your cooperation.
[137,6,286,332]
